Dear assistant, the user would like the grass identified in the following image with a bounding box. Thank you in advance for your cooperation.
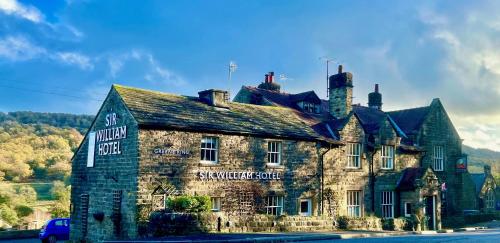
[10,182,55,201]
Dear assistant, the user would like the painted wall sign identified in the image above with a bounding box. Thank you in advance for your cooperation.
[95,113,127,156]
[198,171,281,180]
[153,148,191,156]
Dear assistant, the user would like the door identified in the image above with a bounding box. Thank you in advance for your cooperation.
[424,196,435,230]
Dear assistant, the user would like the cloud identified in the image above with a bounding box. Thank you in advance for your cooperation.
[0,0,44,23]
[0,35,93,70]
[0,35,45,60]
[415,4,500,151]
[105,50,185,86]
[53,52,94,70]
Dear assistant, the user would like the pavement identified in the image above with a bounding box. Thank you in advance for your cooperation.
[3,220,500,243]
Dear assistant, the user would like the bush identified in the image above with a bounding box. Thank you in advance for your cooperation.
[464,212,500,224]
[14,205,33,218]
[166,195,211,213]
[337,216,349,230]
[382,217,415,231]
[148,211,213,236]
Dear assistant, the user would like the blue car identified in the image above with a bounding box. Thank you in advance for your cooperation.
[39,218,70,243]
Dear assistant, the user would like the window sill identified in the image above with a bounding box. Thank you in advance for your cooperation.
[266,163,285,169]
[199,161,220,166]
[344,167,362,171]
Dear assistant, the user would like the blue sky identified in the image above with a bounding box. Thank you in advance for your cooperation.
[0,0,499,151]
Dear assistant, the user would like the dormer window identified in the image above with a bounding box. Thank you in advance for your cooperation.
[299,101,321,114]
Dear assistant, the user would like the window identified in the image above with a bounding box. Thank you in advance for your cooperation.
[211,197,221,212]
[55,220,63,226]
[267,141,282,164]
[265,196,284,216]
[486,189,495,209]
[381,191,394,218]
[152,194,166,210]
[404,202,412,217]
[432,146,444,171]
[200,137,218,163]
[302,102,320,113]
[299,198,312,216]
[381,145,394,169]
[347,190,361,218]
[346,143,362,168]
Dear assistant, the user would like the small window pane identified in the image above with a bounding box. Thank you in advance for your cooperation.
[347,191,361,218]
[267,141,282,164]
[201,137,218,163]
[346,143,361,168]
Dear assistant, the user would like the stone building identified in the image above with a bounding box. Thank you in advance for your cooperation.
[70,67,481,242]
[470,165,498,212]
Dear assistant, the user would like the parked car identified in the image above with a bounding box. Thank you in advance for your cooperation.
[39,218,70,243]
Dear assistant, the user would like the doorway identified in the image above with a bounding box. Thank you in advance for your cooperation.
[424,196,436,230]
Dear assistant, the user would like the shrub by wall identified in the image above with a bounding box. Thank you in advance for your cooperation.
[382,218,415,231]
[337,216,382,231]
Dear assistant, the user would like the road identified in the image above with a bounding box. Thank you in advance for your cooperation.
[303,229,500,243]
[2,229,499,242]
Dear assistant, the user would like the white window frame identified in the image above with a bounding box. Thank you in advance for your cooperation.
[299,198,312,216]
[347,190,361,218]
[381,145,394,170]
[265,196,284,216]
[346,143,362,168]
[152,194,166,211]
[267,141,282,165]
[404,202,412,217]
[381,191,394,219]
[200,137,219,164]
[432,145,444,171]
[486,189,495,209]
[211,197,221,212]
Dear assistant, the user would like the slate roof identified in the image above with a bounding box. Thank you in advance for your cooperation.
[113,85,340,143]
[470,173,486,195]
[238,86,408,137]
[396,167,426,191]
[239,86,332,119]
[386,106,431,135]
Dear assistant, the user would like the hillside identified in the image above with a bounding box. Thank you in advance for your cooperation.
[0,111,94,134]
[463,145,500,177]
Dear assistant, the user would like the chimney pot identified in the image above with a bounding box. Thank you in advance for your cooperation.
[375,84,379,93]
[338,65,343,74]
[269,72,274,83]
[265,74,269,83]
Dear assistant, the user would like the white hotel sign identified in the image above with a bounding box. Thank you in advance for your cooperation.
[87,113,127,167]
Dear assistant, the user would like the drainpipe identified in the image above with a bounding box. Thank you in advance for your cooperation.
[369,150,376,212]
[320,143,332,216]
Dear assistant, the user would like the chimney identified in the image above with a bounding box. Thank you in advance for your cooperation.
[198,89,230,108]
[328,65,353,119]
[368,84,383,110]
[484,165,491,176]
[258,71,281,92]
[269,72,274,83]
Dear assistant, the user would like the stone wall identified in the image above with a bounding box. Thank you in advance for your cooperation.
[70,88,140,243]
[137,129,322,218]
[417,99,473,215]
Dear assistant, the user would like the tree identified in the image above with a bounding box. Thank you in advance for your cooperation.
[50,181,70,218]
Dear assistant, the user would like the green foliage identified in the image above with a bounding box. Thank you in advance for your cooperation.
[0,121,83,182]
[0,183,38,226]
[166,195,211,213]
[0,204,19,225]
[14,205,34,218]
[337,216,349,230]
[49,181,71,218]
[0,111,94,134]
